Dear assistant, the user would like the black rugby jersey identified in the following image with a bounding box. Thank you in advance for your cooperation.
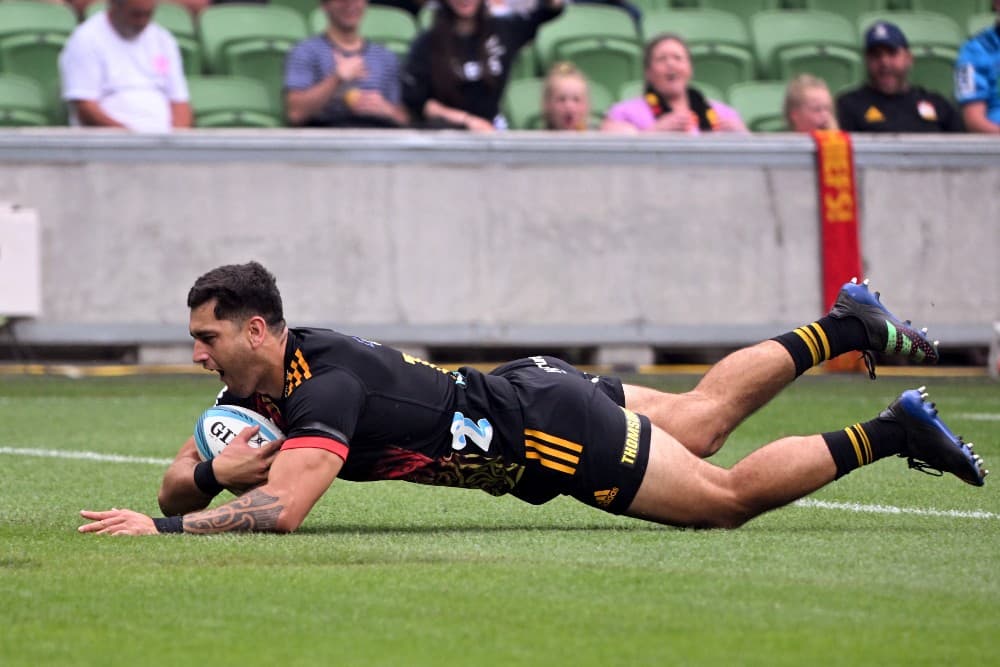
[836,84,963,133]
[218,328,526,496]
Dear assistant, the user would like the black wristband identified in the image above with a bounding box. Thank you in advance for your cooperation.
[153,516,184,533]
[193,460,224,497]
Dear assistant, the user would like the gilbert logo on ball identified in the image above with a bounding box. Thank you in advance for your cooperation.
[193,405,285,461]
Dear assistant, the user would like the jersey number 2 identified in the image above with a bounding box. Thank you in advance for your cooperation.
[450,411,493,452]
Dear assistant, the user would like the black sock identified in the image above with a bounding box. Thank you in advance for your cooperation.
[823,416,906,479]
[772,315,868,377]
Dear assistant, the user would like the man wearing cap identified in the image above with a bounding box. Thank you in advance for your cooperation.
[836,21,963,132]
[955,0,1000,134]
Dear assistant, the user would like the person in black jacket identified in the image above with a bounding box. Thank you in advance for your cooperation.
[836,21,963,133]
[402,0,563,131]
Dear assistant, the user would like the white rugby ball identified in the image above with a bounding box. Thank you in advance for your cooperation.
[193,405,285,461]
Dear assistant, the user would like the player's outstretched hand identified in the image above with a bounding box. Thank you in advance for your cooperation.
[78,508,157,536]
[213,425,284,494]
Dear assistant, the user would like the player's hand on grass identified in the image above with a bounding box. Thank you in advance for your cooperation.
[213,425,284,494]
[78,508,157,536]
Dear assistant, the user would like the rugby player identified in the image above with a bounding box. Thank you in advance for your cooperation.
[79,262,987,535]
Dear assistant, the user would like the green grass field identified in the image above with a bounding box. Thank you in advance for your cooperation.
[1,372,998,666]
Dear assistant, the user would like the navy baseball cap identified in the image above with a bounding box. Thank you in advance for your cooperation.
[864,21,909,51]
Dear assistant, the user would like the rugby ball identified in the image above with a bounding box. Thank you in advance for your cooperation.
[193,405,284,461]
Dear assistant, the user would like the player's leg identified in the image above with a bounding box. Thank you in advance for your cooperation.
[624,387,986,529]
[624,279,940,458]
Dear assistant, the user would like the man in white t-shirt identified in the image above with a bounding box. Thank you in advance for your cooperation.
[59,0,192,132]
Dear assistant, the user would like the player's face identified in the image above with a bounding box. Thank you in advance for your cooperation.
[189,301,260,397]
[544,76,590,130]
[646,38,692,100]
[789,87,836,132]
[866,45,912,95]
[324,0,366,33]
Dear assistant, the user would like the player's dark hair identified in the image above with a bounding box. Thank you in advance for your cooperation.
[187,261,285,332]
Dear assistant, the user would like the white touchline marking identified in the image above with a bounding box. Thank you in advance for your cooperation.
[955,413,1000,422]
[795,499,999,520]
[0,447,172,466]
[1,447,997,520]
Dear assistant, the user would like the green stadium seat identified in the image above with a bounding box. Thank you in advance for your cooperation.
[691,1,772,27]
[726,80,787,131]
[770,1,886,25]
[858,11,964,98]
[750,9,863,90]
[360,5,418,61]
[186,75,284,127]
[270,0,320,23]
[510,42,540,81]
[643,8,755,96]
[910,0,993,33]
[0,1,76,122]
[199,4,308,113]
[198,4,308,73]
[968,12,996,36]
[0,73,50,126]
[502,77,546,129]
[534,5,642,99]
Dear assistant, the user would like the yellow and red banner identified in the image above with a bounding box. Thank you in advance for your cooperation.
[812,130,864,372]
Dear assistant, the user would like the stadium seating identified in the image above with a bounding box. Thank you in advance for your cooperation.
[910,0,993,33]
[0,73,49,126]
[726,80,787,131]
[749,10,862,91]
[858,11,964,98]
[691,1,771,27]
[186,75,284,128]
[642,8,755,96]
[0,1,76,123]
[967,12,997,36]
[360,5,419,60]
[534,5,643,101]
[270,0,321,23]
[199,4,309,113]
[774,1,888,25]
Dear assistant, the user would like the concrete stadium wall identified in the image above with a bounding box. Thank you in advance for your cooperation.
[0,130,997,361]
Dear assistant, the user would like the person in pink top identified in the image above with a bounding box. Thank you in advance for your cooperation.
[602,33,746,135]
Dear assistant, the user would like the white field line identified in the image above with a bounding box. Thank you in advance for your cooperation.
[2,446,997,521]
[794,499,998,520]
[0,446,172,466]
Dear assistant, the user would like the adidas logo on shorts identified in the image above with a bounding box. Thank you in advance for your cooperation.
[593,487,619,508]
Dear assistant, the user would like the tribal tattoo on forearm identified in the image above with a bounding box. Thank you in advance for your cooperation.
[183,489,284,534]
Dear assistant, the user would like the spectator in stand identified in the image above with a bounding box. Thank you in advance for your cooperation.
[402,0,564,132]
[601,33,746,135]
[955,0,1000,134]
[784,74,838,132]
[63,0,211,20]
[542,61,593,131]
[836,21,963,133]
[285,0,408,128]
[58,0,191,132]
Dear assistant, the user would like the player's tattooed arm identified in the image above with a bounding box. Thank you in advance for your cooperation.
[182,489,283,533]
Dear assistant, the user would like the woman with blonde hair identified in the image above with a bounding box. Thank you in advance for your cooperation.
[542,62,593,130]
[784,74,838,132]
